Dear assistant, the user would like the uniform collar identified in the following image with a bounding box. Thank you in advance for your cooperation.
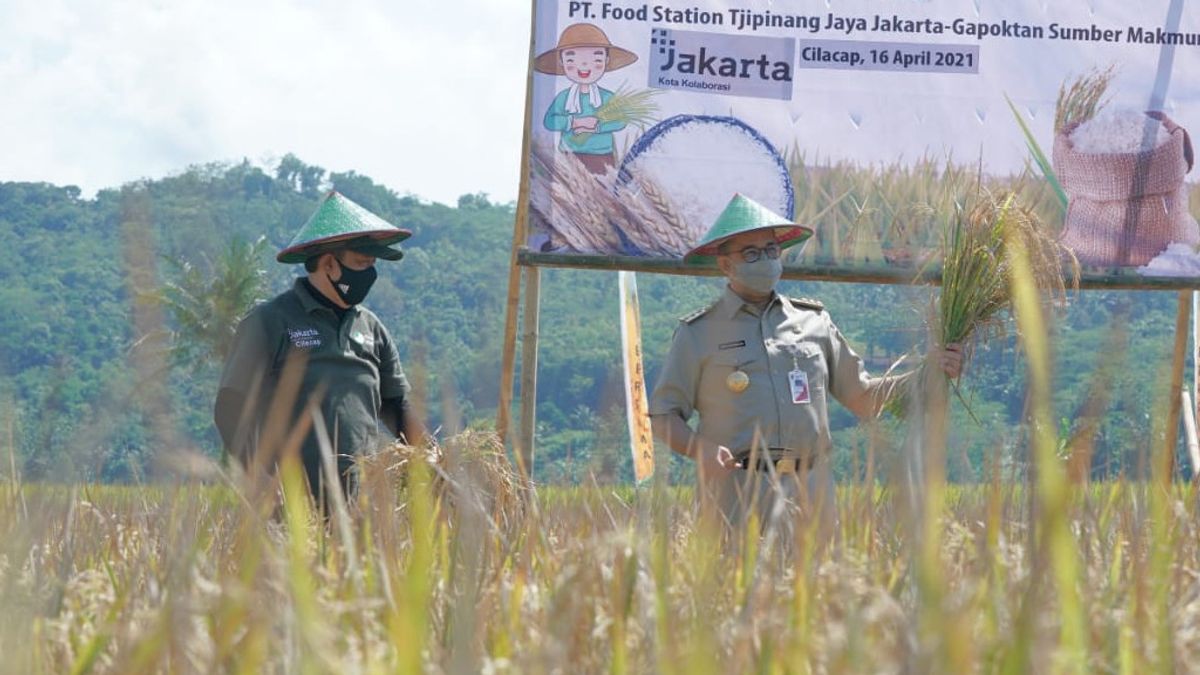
[719,285,783,320]
[293,277,359,318]
[776,293,802,316]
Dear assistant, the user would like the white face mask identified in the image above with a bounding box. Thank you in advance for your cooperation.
[731,257,782,295]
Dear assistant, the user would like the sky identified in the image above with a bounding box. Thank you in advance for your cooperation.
[0,0,531,206]
[3,1,1197,209]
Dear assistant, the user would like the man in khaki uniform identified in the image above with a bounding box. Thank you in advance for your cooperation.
[650,194,962,535]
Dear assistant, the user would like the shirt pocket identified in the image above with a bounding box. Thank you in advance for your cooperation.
[789,343,828,399]
[348,330,381,366]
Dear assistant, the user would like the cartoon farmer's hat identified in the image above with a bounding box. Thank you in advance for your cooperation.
[277,191,412,264]
[684,194,813,264]
[533,23,638,75]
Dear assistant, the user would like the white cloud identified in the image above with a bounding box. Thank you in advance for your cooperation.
[0,0,530,204]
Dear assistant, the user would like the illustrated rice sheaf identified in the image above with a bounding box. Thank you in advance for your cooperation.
[617,115,795,255]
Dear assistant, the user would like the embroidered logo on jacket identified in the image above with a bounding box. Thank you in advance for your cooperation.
[351,331,375,351]
[287,327,321,349]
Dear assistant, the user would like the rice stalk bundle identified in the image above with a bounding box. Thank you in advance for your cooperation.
[570,86,660,144]
[438,430,531,528]
[885,189,1079,418]
[612,174,700,255]
[356,437,445,494]
[357,431,530,528]
[530,138,694,256]
[529,140,625,252]
[937,189,1079,350]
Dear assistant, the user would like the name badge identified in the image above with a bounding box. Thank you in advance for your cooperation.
[789,369,810,404]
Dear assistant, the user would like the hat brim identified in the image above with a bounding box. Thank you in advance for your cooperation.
[349,242,404,261]
[277,230,410,264]
[533,46,637,75]
[683,225,814,264]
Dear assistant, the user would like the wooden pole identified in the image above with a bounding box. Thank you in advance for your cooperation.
[517,267,542,478]
[1193,291,1198,450]
[516,250,1200,291]
[1182,391,1200,480]
[1164,290,1191,480]
[496,0,539,447]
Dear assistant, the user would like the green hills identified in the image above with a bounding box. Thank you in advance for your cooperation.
[0,156,1188,483]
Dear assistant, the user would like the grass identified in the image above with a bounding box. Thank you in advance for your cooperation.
[3,450,1200,673]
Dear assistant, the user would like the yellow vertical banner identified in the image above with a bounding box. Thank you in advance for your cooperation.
[619,271,655,483]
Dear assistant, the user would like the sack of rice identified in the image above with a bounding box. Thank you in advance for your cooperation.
[1053,109,1198,266]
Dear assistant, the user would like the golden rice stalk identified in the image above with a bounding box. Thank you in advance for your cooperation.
[357,431,530,529]
[1054,66,1115,133]
[611,175,697,256]
[531,138,696,256]
[937,189,1078,349]
[438,431,531,528]
[570,86,661,144]
[529,140,625,253]
[633,174,704,252]
[885,188,1079,418]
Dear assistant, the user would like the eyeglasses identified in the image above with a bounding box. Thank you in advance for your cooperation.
[735,243,781,263]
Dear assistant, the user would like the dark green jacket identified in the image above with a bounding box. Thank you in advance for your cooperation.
[215,278,410,468]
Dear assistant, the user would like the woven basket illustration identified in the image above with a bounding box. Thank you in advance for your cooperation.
[1054,111,1198,266]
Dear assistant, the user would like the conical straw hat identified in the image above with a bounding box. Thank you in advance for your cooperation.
[534,23,637,75]
[277,191,411,264]
[684,194,813,264]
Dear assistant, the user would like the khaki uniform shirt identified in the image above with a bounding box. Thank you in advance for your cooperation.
[649,287,903,459]
[217,279,410,465]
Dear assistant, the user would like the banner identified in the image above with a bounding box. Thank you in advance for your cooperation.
[526,0,1200,282]
[618,271,655,483]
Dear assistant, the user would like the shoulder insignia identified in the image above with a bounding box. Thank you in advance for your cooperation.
[679,302,717,324]
[790,296,825,311]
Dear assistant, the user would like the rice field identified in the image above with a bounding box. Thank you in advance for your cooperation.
[3,437,1200,674]
[785,152,1071,268]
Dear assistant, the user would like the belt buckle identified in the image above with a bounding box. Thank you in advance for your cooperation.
[775,458,798,475]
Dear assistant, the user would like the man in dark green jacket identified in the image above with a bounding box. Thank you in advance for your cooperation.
[215,190,424,499]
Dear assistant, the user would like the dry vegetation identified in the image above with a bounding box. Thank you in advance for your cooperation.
[5,120,1200,671]
[3,430,1200,674]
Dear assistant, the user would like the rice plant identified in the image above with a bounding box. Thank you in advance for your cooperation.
[1006,66,1116,214]
[3,427,1200,673]
[784,151,1064,267]
[1054,66,1115,134]
[936,190,1079,350]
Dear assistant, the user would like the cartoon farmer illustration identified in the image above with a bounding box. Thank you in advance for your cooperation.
[535,23,638,174]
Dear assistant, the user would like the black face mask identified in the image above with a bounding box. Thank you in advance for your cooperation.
[328,258,377,306]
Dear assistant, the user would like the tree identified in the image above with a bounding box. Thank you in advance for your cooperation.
[275,153,327,197]
[155,236,271,369]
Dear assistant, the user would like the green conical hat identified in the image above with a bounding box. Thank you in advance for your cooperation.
[277,191,412,264]
[684,193,813,264]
